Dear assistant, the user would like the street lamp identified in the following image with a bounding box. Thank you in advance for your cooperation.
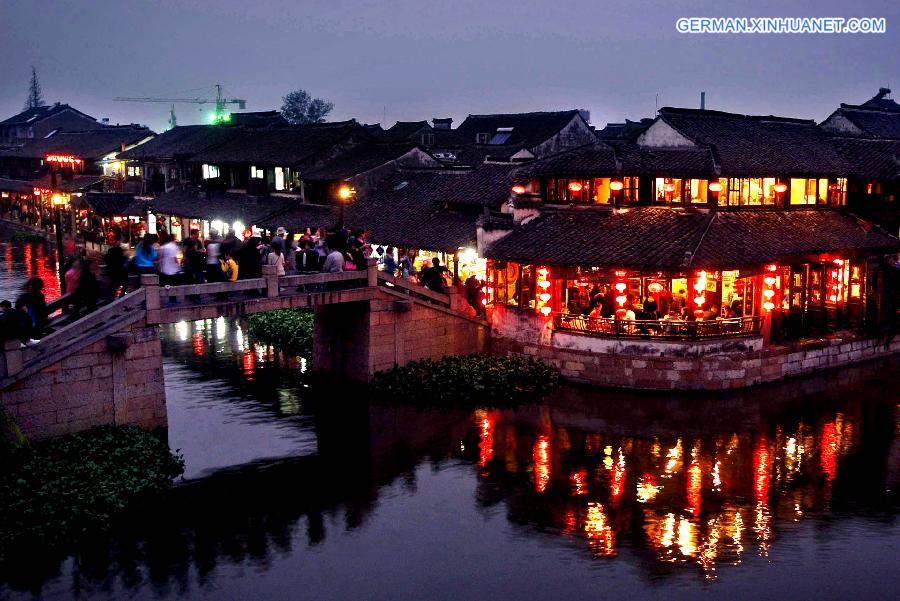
[337,185,356,230]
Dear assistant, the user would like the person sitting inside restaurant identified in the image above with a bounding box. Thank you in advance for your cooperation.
[701,305,719,321]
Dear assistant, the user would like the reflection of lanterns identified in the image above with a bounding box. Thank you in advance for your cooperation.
[615,282,627,293]
[567,181,583,193]
[774,183,787,194]
[511,184,526,195]
[610,180,624,191]
[708,180,723,193]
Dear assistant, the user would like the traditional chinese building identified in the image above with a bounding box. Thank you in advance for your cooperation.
[482,106,899,389]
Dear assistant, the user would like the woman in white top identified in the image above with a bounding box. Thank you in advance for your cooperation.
[266,245,286,276]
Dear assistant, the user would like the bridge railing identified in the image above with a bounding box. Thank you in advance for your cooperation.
[377,271,452,308]
[20,288,148,364]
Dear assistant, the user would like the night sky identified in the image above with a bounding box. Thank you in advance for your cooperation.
[1,0,897,132]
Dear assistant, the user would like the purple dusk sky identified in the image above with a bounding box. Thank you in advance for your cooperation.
[1,0,897,132]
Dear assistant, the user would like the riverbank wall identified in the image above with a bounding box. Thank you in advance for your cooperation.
[492,331,898,390]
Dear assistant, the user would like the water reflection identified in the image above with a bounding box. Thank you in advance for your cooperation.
[0,240,60,301]
[0,315,896,599]
[461,376,896,580]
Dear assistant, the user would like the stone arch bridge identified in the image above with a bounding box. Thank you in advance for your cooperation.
[1,260,489,440]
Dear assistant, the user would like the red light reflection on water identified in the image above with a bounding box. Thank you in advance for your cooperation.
[533,435,551,493]
[687,459,702,517]
[571,469,588,495]
[477,412,495,470]
[820,422,838,482]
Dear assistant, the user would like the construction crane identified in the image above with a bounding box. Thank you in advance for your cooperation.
[114,84,247,128]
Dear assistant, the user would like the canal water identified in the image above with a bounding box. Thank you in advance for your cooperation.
[1,239,898,600]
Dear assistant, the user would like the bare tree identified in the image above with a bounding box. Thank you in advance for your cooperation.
[24,66,46,110]
[281,89,334,124]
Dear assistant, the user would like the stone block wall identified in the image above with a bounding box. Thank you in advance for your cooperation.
[493,332,899,390]
[0,323,167,440]
[313,296,490,380]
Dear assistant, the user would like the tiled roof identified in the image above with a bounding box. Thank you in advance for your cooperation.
[0,177,34,194]
[300,142,424,181]
[80,192,145,216]
[512,143,618,178]
[340,167,511,251]
[511,141,716,178]
[119,125,242,160]
[691,210,900,268]
[835,108,900,139]
[831,138,900,180]
[189,121,366,165]
[228,111,287,127]
[30,173,109,192]
[1,126,154,161]
[257,203,339,231]
[656,108,848,176]
[486,208,710,269]
[360,164,514,209]
[148,189,296,224]
[346,201,479,252]
[596,118,654,140]
[455,110,583,149]
[611,141,717,177]
[486,207,899,269]
[0,104,96,127]
[380,121,431,141]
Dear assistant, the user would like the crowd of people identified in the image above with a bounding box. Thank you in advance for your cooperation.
[1,222,492,347]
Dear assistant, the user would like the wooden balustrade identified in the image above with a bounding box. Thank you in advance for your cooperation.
[552,312,764,340]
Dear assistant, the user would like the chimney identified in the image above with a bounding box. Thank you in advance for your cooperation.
[578,109,591,124]
[876,87,892,100]
[700,92,706,110]
[432,118,452,130]
[101,118,110,125]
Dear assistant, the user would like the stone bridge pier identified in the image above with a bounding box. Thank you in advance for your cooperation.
[313,289,491,381]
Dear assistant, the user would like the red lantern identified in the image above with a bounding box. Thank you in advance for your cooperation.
[708,180,723,193]
[774,183,787,194]
[511,184,526,195]
[693,309,705,319]
[609,180,624,191]
[615,308,627,318]
[242,228,253,239]
[567,181,583,193]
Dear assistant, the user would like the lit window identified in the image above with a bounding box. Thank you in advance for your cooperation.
[202,164,220,180]
[250,166,264,179]
[275,167,286,191]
